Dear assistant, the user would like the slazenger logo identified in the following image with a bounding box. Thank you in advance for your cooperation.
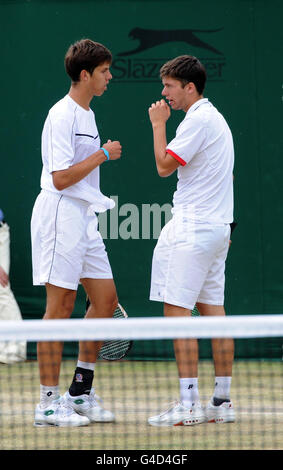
[117,27,223,57]
[112,27,226,82]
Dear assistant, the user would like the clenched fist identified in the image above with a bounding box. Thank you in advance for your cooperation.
[148,99,171,126]
[102,139,122,160]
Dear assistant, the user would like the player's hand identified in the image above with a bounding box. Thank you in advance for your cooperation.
[148,99,170,125]
[102,140,122,160]
[0,266,9,287]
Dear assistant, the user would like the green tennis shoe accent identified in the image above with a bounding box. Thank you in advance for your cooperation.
[74,399,85,405]
[44,409,55,416]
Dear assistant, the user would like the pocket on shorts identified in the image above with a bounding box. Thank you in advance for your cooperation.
[171,215,196,246]
[56,198,85,254]
[86,210,102,242]
[34,193,57,246]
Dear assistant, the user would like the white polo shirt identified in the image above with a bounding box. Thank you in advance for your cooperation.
[166,98,234,224]
[40,94,114,212]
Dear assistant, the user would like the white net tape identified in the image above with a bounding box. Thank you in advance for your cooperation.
[0,315,283,342]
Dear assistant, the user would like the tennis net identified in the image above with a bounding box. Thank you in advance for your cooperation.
[0,314,282,451]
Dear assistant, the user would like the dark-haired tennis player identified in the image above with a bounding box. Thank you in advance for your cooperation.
[31,39,121,426]
[148,55,235,426]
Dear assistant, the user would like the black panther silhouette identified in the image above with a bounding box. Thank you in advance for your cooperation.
[117,27,223,56]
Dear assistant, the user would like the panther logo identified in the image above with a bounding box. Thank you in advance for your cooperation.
[117,27,223,57]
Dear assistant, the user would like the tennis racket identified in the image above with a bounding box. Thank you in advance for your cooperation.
[192,305,200,316]
[85,298,133,361]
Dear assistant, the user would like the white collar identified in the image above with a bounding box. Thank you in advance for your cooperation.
[186,98,209,115]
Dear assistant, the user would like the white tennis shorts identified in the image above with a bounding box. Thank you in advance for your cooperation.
[31,190,113,290]
[150,214,231,309]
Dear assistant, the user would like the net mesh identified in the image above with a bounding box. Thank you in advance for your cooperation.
[0,315,282,451]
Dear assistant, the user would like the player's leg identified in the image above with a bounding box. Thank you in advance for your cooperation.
[32,194,95,426]
[34,284,89,427]
[196,303,234,380]
[208,305,233,375]
[196,224,235,422]
[164,303,198,378]
[165,303,204,415]
[37,283,77,387]
[65,278,117,422]
[78,278,118,363]
[148,302,206,427]
[196,303,235,423]
[148,218,209,426]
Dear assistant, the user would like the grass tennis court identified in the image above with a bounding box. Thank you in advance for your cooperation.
[0,359,282,450]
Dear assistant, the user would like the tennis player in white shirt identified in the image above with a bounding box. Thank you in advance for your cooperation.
[148,55,235,426]
[31,39,121,427]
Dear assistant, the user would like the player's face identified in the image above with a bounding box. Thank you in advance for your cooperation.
[89,62,112,96]
[161,77,189,112]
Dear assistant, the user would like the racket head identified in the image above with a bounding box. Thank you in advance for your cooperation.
[191,305,200,316]
[85,298,133,361]
[99,303,133,361]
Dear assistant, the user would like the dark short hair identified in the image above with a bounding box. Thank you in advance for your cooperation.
[64,39,112,82]
[160,55,206,94]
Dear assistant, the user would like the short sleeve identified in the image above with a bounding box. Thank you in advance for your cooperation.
[45,115,75,173]
[166,116,206,166]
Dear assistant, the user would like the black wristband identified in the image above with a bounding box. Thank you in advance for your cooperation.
[230,222,238,235]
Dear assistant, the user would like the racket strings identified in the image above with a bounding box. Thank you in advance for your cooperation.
[98,304,132,360]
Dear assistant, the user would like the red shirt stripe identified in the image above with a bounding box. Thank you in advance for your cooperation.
[167,149,186,166]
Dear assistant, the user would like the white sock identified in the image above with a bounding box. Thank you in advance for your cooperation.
[213,376,232,400]
[40,385,60,409]
[77,360,95,372]
[179,378,199,408]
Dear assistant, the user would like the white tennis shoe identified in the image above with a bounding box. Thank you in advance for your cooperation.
[205,399,235,423]
[34,396,90,427]
[148,401,206,427]
[64,388,115,423]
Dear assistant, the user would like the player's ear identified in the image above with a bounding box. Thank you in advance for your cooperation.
[80,69,89,82]
[184,82,196,94]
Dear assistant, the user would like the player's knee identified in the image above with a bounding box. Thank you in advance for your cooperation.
[87,288,118,318]
[104,294,118,317]
[61,295,76,317]
[44,294,75,319]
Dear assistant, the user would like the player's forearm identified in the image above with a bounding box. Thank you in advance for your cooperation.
[152,123,168,176]
[52,149,107,190]
[152,124,178,177]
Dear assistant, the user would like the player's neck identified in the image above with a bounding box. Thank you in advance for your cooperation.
[68,84,92,111]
